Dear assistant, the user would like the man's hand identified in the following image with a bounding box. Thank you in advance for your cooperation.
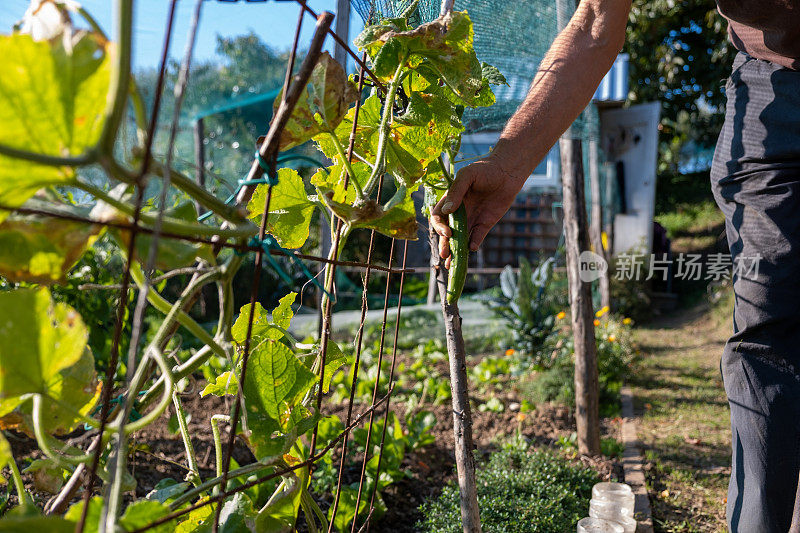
[430,155,525,266]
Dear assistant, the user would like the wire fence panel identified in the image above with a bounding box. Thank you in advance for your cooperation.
[0,1,506,531]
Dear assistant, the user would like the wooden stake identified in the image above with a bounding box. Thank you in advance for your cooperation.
[559,137,601,455]
[429,227,482,533]
[588,138,610,309]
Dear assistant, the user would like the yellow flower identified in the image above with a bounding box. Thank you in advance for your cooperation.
[593,319,600,327]
[556,311,567,320]
[595,306,610,318]
[622,317,632,325]
[505,348,515,356]
[608,334,617,342]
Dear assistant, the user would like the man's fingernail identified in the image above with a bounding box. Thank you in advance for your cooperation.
[442,201,453,213]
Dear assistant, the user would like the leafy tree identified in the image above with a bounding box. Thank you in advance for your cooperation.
[625,0,733,176]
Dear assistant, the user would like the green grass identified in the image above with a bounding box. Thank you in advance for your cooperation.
[630,295,733,532]
[655,200,724,239]
[417,440,599,533]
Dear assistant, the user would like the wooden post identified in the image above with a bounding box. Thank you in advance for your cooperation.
[429,227,481,533]
[588,138,610,309]
[559,137,601,455]
[334,0,350,69]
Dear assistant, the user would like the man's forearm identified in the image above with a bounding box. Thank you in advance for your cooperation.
[491,0,630,182]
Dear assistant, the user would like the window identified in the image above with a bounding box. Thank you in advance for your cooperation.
[455,132,561,189]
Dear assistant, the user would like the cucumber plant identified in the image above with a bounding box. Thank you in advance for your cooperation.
[0,1,503,531]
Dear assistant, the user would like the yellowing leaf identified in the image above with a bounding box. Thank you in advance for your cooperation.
[274,51,357,151]
[0,210,100,285]
[0,32,112,221]
[0,288,97,434]
[247,168,315,249]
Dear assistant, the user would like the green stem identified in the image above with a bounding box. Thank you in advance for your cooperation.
[99,0,133,154]
[0,144,95,167]
[104,344,174,531]
[326,130,365,199]
[319,225,351,313]
[30,395,92,466]
[75,180,257,240]
[129,264,228,367]
[363,61,406,197]
[210,414,231,493]
[172,392,201,487]
[149,159,250,224]
[6,450,31,506]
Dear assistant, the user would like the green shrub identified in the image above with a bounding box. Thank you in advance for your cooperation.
[484,257,566,367]
[417,440,599,532]
[525,315,637,415]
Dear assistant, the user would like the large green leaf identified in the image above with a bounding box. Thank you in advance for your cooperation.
[0,288,97,434]
[273,51,358,151]
[243,339,315,459]
[247,168,315,249]
[355,11,494,107]
[0,210,100,285]
[0,32,111,222]
[243,340,315,420]
[314,94,457,186]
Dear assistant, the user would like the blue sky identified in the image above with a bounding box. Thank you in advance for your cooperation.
[0,1,365,69]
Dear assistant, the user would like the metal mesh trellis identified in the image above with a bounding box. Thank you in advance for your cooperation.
[0,2,417,532]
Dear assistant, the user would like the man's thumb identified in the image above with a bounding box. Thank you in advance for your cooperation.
[438,171,471,215]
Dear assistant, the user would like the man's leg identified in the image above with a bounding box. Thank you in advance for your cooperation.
[712,52,800,532]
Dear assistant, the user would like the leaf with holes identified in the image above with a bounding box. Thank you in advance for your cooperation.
[355,11,494,107]
[247,168,315,249]
[0,32,111,222]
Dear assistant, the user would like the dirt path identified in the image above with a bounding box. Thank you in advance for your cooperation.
[629,298,733,533]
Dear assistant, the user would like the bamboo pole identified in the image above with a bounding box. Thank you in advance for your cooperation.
[559,137,601,455]
[429,228,482,533]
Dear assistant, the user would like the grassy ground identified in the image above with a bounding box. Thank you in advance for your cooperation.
[629,290,734,532]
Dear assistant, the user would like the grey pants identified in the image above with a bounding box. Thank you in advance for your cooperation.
[712,52,800,532]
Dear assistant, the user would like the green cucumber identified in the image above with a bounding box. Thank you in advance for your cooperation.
[446,203,468,304]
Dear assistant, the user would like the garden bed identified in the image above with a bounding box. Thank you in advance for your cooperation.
[4,371,624,531]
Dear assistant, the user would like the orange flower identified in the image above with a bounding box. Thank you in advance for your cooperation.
[608,334,617,342]
[593,319,600,327]
[556,311,566,320]
[516,413,527,422]
[505,348,515,356]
